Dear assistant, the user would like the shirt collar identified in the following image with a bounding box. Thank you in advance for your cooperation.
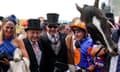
[47,32,58,38]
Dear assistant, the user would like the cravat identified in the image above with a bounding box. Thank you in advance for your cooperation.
[52,35,57,44]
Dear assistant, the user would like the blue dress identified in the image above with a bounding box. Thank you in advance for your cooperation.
[0,38,16,72]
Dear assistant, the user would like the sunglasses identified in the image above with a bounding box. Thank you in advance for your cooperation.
[48,25,58,28]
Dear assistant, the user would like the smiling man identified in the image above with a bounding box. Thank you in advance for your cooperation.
[40,13,68,72]
[23,19,44,72]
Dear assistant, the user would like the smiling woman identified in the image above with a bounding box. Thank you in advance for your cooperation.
[0,15,29,72]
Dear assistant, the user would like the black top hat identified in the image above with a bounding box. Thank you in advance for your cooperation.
[105,13,114,20]
[25,19,41,31]
[47,13,59,25]
[105,13,115,25]
[0,16,4,21]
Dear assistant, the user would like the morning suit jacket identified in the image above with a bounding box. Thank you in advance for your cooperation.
[23,38,45,72]
[40,32,68,72]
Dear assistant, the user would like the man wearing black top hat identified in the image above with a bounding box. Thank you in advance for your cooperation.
[40,13,68,72]
[23,19,44,72]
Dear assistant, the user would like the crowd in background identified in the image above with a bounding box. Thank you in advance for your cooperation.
[0,2,120,72]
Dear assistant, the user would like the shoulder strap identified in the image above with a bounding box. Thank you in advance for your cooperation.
[94,47,103,57]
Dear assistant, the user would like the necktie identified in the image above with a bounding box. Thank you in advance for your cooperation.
[33,42,37,54]
[33,42,41,64]
[52,35,57,44]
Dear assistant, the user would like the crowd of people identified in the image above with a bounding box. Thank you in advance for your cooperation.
[0,5,120,72]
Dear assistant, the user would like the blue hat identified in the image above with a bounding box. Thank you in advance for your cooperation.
[7,14,17,25]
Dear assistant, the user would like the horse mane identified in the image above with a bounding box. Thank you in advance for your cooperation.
[75,1,107,45]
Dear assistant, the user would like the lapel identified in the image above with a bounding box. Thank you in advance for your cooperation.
[23,38,38,65]
[44,33,52,47]
[44,33,51,44]
[37,40,43,51]
[43,33,65,55]
[58,32,67,54]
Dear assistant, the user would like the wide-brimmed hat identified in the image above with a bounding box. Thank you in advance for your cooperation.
[25,19,41,31]
[47,13,59,25]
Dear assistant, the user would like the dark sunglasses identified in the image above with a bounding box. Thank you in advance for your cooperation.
[48,25,58,28]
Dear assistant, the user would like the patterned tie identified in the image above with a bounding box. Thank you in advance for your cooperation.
[33,42,41,65]
[33,42,37,53]
[52,35,57,44]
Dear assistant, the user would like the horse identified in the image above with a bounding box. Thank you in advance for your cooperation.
[76,0,118,54]
[76,0,118,72]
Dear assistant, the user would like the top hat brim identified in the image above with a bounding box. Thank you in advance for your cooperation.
[47,23,60,26]
[25,27,42,31]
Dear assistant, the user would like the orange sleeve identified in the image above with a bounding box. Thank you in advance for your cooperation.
[87,47,92,55]
[88,65,95,71]
[74,48,80,65]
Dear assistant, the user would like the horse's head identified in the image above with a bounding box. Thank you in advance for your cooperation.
[76,0,118,56]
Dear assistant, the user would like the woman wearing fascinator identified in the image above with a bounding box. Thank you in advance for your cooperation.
[0,15,29,72]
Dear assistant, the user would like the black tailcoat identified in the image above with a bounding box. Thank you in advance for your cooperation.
[40,32,68,72]
[23,38,45,72]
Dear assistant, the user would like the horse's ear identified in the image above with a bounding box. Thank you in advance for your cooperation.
[75,3,82,13]
[94,0,99,8]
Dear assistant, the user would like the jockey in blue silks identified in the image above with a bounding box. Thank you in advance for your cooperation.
[70,22,95,72]
[77,37,94,70]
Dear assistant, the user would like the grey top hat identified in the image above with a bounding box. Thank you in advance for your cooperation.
[47,13,59,25]
[25,19,41,31]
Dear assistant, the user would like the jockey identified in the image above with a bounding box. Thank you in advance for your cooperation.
[70,21,95,72]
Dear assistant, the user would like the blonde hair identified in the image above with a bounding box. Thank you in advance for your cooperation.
[0,18,17,41]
